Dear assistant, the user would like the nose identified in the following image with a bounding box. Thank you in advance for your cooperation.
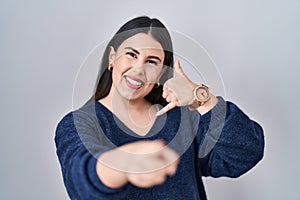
[130,59,146,75]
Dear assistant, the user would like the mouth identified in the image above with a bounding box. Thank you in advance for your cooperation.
[124,75,144,89]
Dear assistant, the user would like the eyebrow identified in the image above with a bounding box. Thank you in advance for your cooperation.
[125,47,140,55]
[124,47,162,63]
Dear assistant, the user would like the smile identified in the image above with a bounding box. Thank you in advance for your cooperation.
[125,76,144,89]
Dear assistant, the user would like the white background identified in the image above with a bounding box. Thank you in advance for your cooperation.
[1,0,299,199]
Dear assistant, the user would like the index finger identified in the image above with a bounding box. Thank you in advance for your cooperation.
[156,102,177,116]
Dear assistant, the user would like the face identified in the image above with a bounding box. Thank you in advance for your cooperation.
[109,33,165,101]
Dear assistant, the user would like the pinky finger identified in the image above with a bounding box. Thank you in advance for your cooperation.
[156,102,177,116]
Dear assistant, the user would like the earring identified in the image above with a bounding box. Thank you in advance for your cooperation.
[154,82,160,88]
[108,64,113,71]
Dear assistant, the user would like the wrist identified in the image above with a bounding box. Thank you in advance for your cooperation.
[96,150,128,188]
[195,94,219,115]
[188,84,211,110]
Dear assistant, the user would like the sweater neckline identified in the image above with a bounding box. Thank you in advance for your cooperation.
[94,100,168,138]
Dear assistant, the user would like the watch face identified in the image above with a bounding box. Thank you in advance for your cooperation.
[195,86,209,101]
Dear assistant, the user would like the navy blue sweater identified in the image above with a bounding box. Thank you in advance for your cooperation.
[55,97,264,200]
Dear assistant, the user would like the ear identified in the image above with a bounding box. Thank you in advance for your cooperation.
[108,46,116,64]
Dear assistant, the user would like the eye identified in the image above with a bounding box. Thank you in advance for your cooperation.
[146,60,158,65]
[126,51,137,58]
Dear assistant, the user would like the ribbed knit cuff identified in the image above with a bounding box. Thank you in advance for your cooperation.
[200,96,227,124]
[198,96,227,158]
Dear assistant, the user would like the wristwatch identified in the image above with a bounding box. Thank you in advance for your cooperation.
[189,84,210,110]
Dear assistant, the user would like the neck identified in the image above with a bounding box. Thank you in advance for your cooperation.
[99,87,158,135]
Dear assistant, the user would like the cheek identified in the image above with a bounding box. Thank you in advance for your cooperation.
[112,57,131,82]
[144,67,163,83]
[137,83,155,98]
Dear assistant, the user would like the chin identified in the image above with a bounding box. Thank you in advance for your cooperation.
[115,80,152,101]
[119,88,150,102]
[115,87,137,100]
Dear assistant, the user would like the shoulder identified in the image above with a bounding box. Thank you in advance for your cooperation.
[56,101,101,132]
[56,111,74,132]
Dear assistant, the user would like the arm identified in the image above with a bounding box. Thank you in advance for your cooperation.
[55,110,128,199]
[154,59,264,177]
[55,109,179,199]
[196,96,265,177]
[97,140,179,189]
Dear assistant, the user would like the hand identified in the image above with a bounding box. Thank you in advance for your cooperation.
[97,140,179,188]
[156,59,197,116]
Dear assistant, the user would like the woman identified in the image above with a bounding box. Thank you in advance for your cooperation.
[55,16,264,200]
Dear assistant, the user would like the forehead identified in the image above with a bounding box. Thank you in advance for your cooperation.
[118,33,164,52]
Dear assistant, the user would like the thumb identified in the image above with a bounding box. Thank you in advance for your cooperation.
[173,58,196,88]
[173,59,186,77]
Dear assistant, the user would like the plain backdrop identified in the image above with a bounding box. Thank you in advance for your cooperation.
[1,0,299,199]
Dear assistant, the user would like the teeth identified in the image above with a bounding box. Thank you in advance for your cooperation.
[126,76,143,86]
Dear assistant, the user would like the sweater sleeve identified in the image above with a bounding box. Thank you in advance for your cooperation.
[55,110,128,200]
[196,96,265,178]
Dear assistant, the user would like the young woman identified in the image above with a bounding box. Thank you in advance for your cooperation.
[55,16,264,200]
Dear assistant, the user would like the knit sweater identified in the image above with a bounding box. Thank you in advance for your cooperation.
[55,96,264,200]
